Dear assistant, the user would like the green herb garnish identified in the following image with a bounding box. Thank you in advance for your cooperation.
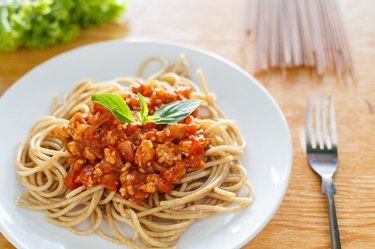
[92,93,135,123]
[137,92,159,126]
[153,98,203,124]
[91,93,203,125]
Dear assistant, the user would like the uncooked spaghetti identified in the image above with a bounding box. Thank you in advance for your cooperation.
[16,56,253,248]
[246,0,355,80]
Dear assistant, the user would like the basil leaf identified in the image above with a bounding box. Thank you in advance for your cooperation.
[145,115,160,124]
[92,93,135,123]
[153,99,203,124]
[137,93,148,125]
[146,115,160,121]
[91,93,202,126]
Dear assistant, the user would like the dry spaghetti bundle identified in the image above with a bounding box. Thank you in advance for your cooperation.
[246,0,355,80]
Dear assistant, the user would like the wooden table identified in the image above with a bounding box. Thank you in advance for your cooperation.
[1,0,375,248]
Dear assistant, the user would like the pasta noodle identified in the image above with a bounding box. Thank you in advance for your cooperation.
[246,0,355,81]
[16,56,253,248]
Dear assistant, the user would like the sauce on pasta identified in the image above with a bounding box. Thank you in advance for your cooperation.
[54,80,209,204]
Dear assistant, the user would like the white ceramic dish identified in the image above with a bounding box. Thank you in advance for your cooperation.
[0,40,292,249]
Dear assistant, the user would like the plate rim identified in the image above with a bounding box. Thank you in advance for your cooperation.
[0,39,293,249]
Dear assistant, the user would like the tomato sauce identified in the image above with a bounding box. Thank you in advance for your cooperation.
[54,80,209,204]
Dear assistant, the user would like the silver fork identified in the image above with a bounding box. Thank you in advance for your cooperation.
[306,97,341,249]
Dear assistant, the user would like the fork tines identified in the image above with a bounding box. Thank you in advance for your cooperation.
[306,96,337,151]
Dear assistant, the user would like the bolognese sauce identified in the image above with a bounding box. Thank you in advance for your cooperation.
[54,80,209,204]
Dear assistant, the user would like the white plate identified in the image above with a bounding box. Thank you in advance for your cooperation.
[0,40,292,249]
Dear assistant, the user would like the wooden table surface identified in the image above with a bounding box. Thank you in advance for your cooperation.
[1,0,375,248]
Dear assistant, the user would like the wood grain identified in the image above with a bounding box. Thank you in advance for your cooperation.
[1,0,375,248]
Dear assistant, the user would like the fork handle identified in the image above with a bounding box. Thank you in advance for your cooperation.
[322,177,341,249]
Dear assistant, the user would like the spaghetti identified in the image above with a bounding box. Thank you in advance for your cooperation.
[16,56,253,248]
[246,0,355,80]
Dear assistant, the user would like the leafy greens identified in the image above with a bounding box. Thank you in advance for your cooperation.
[0,0,127,52]
[92,93,203,126]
